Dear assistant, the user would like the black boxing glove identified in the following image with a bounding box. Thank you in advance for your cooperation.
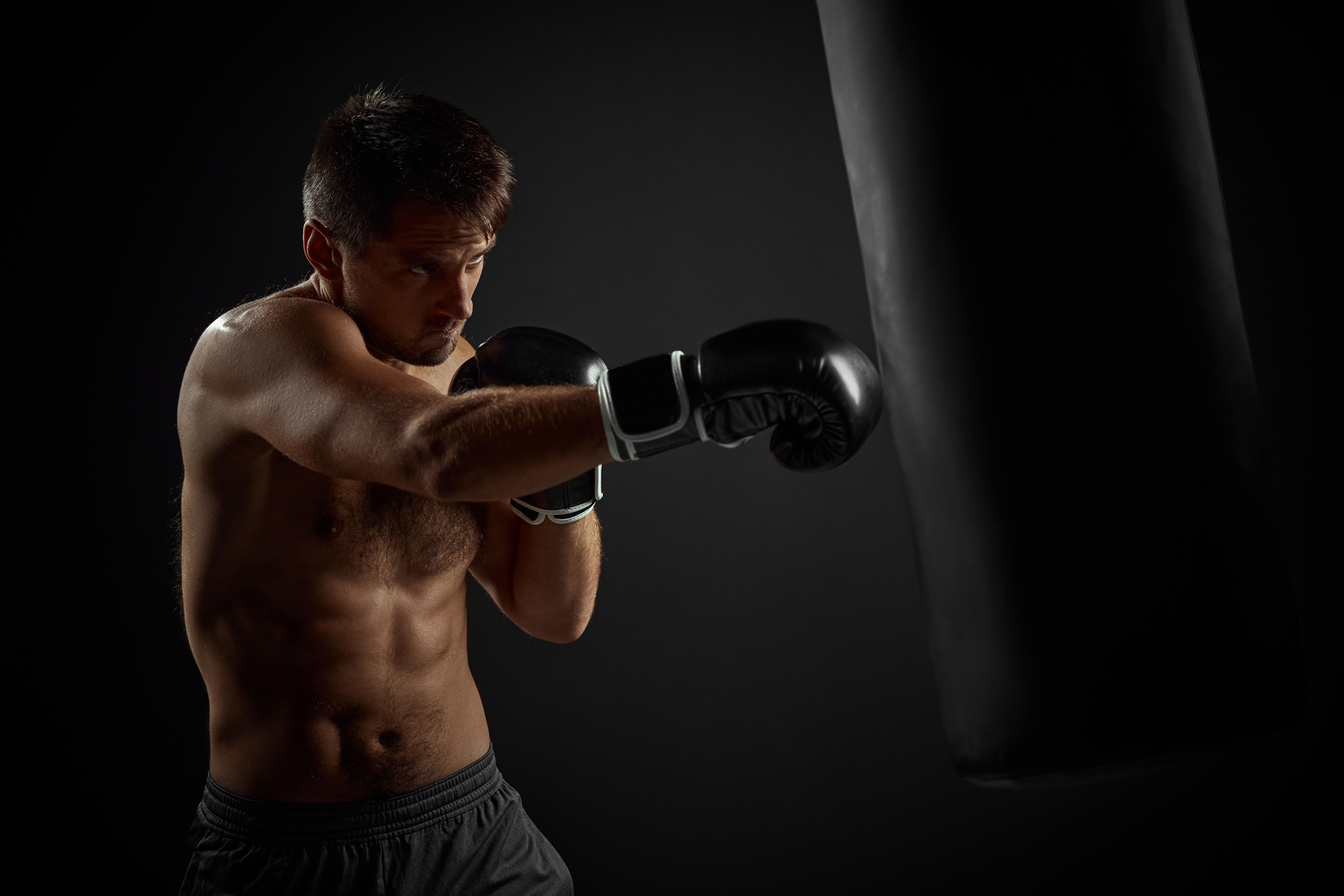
[597,319,882,472]
[451,327,606,524]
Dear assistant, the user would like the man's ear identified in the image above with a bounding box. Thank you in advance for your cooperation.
[303,218,344,281]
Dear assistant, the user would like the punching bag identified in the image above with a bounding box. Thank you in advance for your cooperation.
[816,0,1303,784]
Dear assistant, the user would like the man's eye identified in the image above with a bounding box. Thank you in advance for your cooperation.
[410,263,435,274]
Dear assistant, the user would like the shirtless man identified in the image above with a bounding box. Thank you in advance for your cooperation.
[177,89,882,894]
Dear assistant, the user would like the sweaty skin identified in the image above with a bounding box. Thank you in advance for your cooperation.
[178,203,611,802]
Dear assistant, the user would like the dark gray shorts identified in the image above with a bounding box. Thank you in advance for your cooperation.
[178,746,572,895]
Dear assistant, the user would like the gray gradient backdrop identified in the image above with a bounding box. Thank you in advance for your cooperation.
[99,2,1334,891]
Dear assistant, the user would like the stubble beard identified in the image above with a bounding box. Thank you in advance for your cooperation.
[345,305,461,368]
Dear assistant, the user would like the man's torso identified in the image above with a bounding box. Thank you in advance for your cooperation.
[178,286,492,802]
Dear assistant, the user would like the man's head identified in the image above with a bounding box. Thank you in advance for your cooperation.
[303,88,515,257]
[301,90,513,368]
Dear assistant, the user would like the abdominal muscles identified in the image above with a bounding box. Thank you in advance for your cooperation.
[195,475,492,801]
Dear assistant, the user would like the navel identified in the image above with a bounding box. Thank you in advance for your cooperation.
[378,729,402,749]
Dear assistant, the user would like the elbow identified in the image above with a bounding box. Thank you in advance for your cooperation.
[553,621,590,645]
[494,584,594,644]
[527,612,591,645]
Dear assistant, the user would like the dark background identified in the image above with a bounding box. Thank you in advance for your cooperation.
[94,1,1334,891]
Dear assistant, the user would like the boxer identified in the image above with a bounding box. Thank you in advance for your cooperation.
[176,88,881,895]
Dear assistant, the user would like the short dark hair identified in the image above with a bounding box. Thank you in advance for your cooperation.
[302,88,515,255]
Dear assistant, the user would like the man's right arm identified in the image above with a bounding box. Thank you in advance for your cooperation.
[178,296,612,502]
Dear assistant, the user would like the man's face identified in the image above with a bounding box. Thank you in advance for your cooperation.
[337,202,493,368]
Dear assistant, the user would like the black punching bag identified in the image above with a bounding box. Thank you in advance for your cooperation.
[816,0,1303,784]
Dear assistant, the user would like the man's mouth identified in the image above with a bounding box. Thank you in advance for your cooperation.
[427,319,462,336]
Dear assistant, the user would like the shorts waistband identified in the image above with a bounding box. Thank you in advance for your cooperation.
[198,746,503,844]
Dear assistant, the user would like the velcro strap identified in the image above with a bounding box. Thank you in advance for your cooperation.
[510,498,596,525]
[598,352,699,461]
[607,353,686,434]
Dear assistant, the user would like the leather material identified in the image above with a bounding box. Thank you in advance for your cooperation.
[601,319,883,471]
[601,353,702,459]
[817,0,1303,784]
[698,320,883,472]
[453,327,607,393]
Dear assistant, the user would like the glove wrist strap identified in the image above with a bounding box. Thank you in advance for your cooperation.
[511,467,603,525]
[510,498,597,525]
[599,352,707,461]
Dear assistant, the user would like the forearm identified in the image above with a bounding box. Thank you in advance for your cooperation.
[411,384,612,503]
[472,499,601,643]
[510,509,602,643]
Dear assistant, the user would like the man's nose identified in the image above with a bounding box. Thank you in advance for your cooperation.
[437,273,474,319]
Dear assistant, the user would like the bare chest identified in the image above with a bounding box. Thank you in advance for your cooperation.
[309,479,484,582]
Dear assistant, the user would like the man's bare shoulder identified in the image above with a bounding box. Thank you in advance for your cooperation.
[208,280,350,347]
[178,280,363,446]
[185,282,362,387]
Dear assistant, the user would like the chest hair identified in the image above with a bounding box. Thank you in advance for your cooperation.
[313,482,484,584]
